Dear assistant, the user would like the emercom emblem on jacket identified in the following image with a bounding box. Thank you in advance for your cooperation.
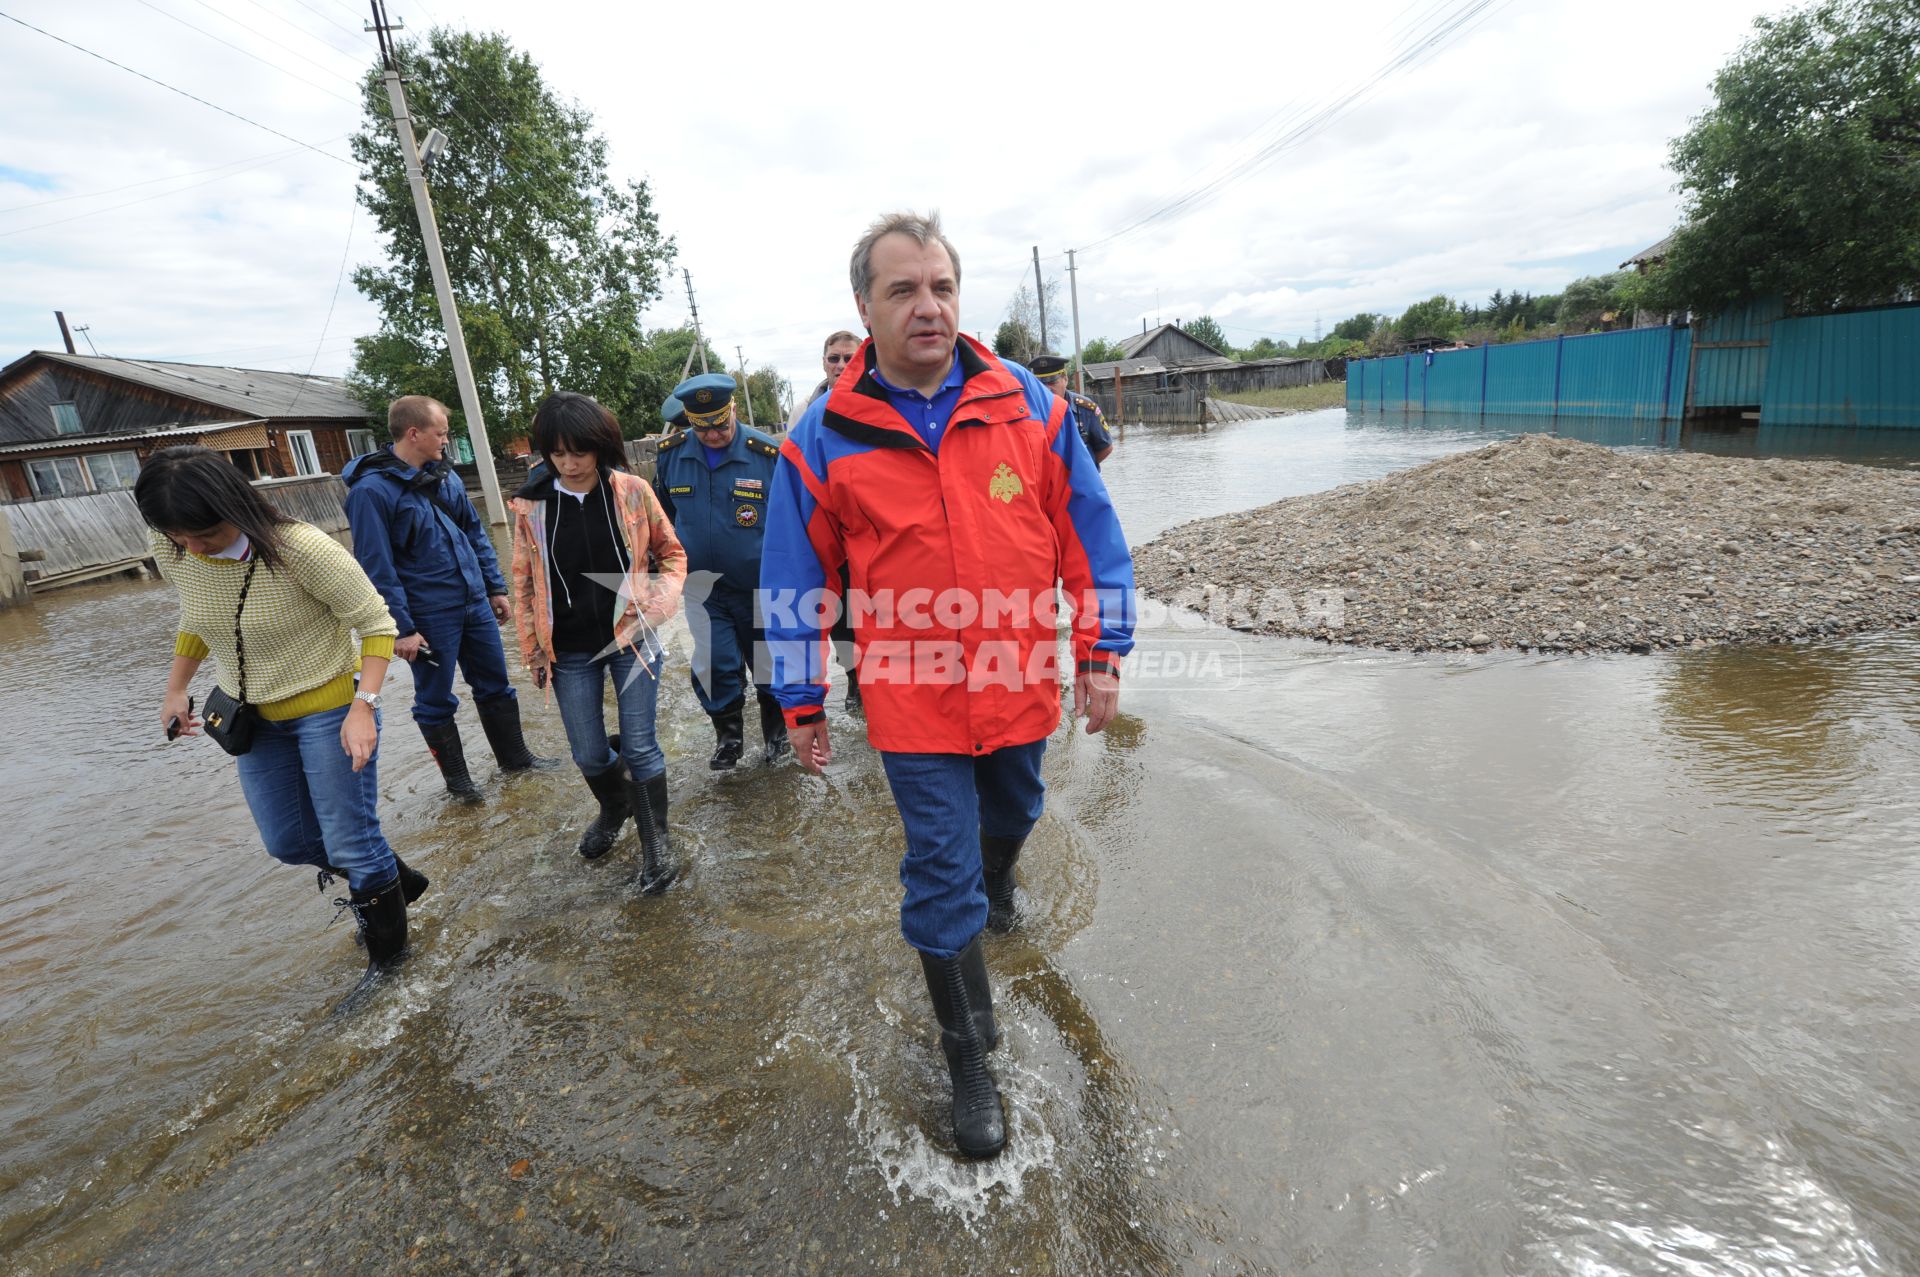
[988,463,1024,504]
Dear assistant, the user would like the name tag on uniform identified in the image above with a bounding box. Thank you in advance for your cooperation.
[731,487,765,501]
[668,485,693,495]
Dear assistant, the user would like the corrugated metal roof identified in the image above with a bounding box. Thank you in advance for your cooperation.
[0,418,266,458]
[1621,233,1675,268]
[11,352,368,420]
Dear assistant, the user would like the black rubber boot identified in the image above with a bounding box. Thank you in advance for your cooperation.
[578,761,629,860]
[844,672,862,714]
[708,706,745,771]
[919,934,1007,1159]
[474,695,557,773]
[981,834,1025,934]
[349,877,409,971]
[757,691,790,764]
[625,771,678,895]
[322,857,425,903]
[419,720,484,804]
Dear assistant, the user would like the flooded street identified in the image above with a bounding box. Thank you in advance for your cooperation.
[5,409,1920,1274]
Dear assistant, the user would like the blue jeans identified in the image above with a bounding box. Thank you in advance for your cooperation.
[551,642,665,781]
[409,598,515,727]
[234,704,397,893]
[879,740,1048,958]
[687,583,764,716]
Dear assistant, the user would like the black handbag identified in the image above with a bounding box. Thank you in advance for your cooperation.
[202,558,260,757]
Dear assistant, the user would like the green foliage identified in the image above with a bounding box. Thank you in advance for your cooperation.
[1236,336,1293,360]
[1555,272,1637,332]
[1181,315,1231,354]
[994,319,1037,362]
[636,327,726,435]
[1080,336,1129,364]
[348,29,675,449]
[741,366,790,430]
[1653,0,1920,315]
[1395,296,1463,343]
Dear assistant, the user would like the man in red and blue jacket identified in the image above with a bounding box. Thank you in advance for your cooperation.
[759,212,1135,1161]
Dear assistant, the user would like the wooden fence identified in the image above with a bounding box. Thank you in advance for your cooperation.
[255,474,350,532]
[1090,359,1337,423]
[2,490,153,589]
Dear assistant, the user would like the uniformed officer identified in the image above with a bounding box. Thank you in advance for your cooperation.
[1029,354,1114,466]
[653,373,789,768]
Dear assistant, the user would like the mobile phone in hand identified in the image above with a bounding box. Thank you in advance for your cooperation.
[166,695,194,740]
[416,645,440,667]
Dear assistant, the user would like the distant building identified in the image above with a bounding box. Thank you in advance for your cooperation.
[0,352,377,502]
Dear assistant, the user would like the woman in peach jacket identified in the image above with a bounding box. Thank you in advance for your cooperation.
[510,392,687,893]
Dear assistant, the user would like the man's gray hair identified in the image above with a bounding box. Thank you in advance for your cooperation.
[849,211,962,300]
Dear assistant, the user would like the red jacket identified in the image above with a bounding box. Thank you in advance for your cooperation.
[759,336,1136,754]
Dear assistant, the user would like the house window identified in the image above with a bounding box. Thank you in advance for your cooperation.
[50,402,82,434]
[25,456,86,498]
[85,450,141,492]
[286,429,321,476]
[450,434,474,464]
[346,429,378,457]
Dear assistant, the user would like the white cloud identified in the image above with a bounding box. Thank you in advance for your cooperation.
[1,0,1779,409]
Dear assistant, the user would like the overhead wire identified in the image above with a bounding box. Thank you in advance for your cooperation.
[0,9,355,166]
[0,140,321,213]
[180,0,368,82]
[131,0,360,104]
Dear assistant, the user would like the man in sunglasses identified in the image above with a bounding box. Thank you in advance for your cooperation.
[797,329,861,418]
[653,372,789,768]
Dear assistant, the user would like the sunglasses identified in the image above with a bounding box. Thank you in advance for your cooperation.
[824,353,854,365]
[692,421,732,433]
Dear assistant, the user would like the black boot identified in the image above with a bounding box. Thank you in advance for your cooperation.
[919,934,1007,1159]
[474,695,557,773]
[844,672,862,714]
[321,857,425,903]
[578,761,629,860]
[981,834,1025,934]
[345,876,408,971]
[625,771,678,895]
[419,720,484,803]
[757,691,790,764]
[708,706,745,770]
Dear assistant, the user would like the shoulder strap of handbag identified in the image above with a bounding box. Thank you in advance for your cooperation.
[234,556,260,705]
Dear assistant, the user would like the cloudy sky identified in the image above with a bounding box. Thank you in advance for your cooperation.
[1,0,1781,415]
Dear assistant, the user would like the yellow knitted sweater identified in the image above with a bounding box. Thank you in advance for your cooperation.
[154,523,398,720]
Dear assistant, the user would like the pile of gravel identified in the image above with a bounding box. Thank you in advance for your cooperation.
[1133,434,1920,653]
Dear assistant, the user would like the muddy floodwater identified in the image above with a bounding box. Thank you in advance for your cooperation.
[5,410,1920,1274]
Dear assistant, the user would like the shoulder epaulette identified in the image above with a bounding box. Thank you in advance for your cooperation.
[657,430,686,449]
[747,435,779,457]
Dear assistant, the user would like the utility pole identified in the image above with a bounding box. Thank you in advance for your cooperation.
[1066,249,1085,395]
[1032,246,1048,353]
[734,346,755,429]
[367,0,505,524]
[682,269,709,377]
[54,311,75,354]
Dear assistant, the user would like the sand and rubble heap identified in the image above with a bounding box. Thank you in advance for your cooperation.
[1133,434,1920,653]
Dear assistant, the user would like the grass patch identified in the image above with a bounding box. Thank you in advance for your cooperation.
[1215,381,1349,413]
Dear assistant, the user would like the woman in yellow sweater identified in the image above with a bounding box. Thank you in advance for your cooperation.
[138,446,416,975]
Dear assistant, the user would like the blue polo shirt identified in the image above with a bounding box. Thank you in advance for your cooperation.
[869,351,965,452]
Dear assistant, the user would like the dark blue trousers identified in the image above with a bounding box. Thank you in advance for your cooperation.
[409,598,515,727]
[688,584,764,716]
[879,740,1048,958]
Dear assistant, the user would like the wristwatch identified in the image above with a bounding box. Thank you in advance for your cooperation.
[353,690,383,711]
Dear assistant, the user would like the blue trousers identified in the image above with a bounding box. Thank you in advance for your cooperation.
[409,598,515,727]
[551,642,666,782]
[234,703,398,893]
[879,740,1048,958]
[688,584,764,716]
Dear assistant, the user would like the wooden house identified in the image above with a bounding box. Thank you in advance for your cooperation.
[0,352,377,503]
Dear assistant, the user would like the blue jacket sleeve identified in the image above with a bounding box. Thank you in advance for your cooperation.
[344,483,417,636]
[448,473,506,596]
[757,418,837,714]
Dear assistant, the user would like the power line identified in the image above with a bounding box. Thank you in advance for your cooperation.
[280,0,363,41]
[131,0,359,104]
[0,9,355,166]
[234,0,367,62]
[0,140,318,213]
[286,202,358,414]
[183,0,367,81]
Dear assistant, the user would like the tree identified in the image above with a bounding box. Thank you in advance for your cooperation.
[1237,336,1290,361]
[993,319,1037,363]
[1181,315,1231,355]
[1081,336,1129,364]
[1003,279,1063,357]
[1332,313,1384,343]
[1395,296,1463,343]
[741,365,791,429]
[636,326,725,435]
[1555,272,1635,332]
[1653,0,1920,316]
[348,29,675,449]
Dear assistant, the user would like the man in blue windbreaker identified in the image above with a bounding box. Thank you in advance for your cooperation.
[344,395,551,799]
[653,373,789,768]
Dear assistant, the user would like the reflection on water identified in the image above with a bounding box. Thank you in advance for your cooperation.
[3,409,1919,1273]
